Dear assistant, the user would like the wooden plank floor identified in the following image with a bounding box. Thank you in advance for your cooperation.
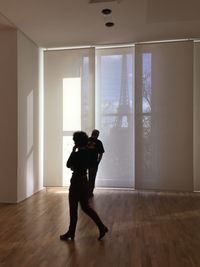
[1,188,200,267]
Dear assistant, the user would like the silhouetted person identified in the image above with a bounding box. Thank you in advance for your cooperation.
[87,129,105,198]
[60,131,108,241]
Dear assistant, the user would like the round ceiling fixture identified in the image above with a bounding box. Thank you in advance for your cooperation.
[102,8,112,15]
[105,22,114,27]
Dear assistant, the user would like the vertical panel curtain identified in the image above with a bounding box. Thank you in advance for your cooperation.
[194,43,200,191]
[44,48,95,186]
[44,41,195,191]
[135,41,193,191]
[95,47,135,188]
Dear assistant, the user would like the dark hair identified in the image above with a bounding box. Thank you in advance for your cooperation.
[92,129,99,136]
[73,131,88,147]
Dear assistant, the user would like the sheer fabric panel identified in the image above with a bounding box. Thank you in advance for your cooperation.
[95,47,135,188]
[194,43,200,191]
[135,41,193,191]
[44,48,95,186]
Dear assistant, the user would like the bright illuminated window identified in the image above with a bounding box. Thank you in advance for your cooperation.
[63,77,81,131]
[62,77,81,185]
[142,53,152,179]
[142,53,152,113]
[27,90,33,154]
[63,136,74,186]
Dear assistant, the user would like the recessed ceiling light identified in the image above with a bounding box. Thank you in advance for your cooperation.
[102,8,112,15]
[105,22,114,27]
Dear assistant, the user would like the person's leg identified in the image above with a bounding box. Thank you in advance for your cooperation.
[88,166,98,197]
[60,187,78,240]
[80,193,108,240]
[68,189,79,236]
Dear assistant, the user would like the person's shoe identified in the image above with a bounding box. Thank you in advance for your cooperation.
[60,232,74,241]
[98,226,108,240]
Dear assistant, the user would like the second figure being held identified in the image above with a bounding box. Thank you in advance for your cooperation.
[60,131,108,241]
[87,129,105,198]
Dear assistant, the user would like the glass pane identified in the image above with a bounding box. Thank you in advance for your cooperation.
[63,77,81,131]
[142,53,152,113]
[27,90,33,154]
[63,136,74,186]
[82,56,90,132]
[142,53,152,178]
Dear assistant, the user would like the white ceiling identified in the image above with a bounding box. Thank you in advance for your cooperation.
[0,0,200,48]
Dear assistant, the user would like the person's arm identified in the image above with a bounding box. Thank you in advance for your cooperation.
[66,146,77,169]
[97,153,103,164]
[97,140,104,164]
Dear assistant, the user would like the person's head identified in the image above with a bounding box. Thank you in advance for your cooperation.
[73,131,88,148]
[91,129,99,139]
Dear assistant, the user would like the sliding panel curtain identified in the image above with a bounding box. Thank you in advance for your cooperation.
[44,48,95,186]
[135,41,193,191]
[95,47,135,188]
[194,43,200,191]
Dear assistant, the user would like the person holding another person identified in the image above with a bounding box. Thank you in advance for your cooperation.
[87,129,105,198]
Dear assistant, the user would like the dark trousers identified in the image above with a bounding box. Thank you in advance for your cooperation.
[88,165,98,196]
[68,180,104,236]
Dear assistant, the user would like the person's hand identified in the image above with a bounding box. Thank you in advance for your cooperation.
[97,158,101,165]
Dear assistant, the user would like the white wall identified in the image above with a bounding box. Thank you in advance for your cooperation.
[17,31,43,202]
[0,29,18,203]
[0,28,43,203]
